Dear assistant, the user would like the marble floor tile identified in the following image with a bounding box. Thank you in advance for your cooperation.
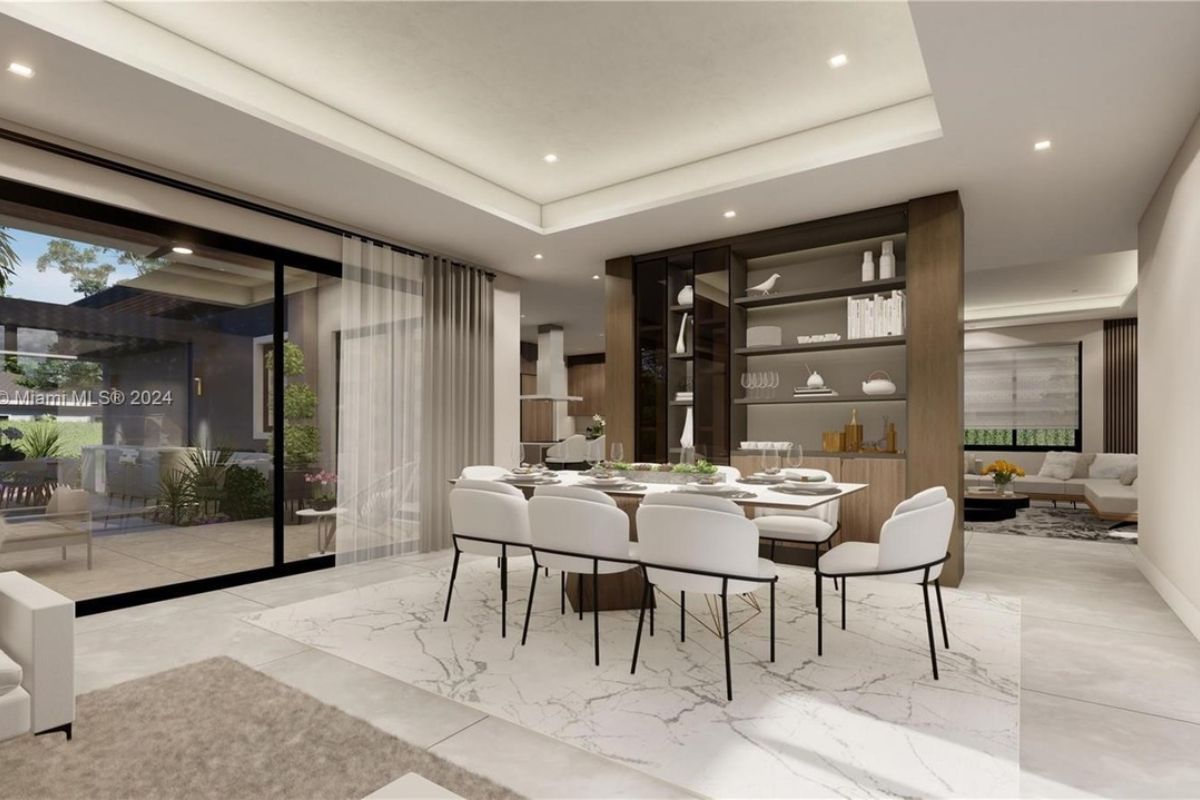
[1021,615,1200,725]
[248,560,1021,798]
[257,648,488,748]
[429,715,696,799]
[1021,689,1200,798]
[227,559,425,608]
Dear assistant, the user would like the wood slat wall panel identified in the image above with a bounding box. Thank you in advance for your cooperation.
[1104,318,1138,453]
[604,257,636,458]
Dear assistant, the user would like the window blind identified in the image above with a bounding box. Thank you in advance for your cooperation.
[964,344,1080,429]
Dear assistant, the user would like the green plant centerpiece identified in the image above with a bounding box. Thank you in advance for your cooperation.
[601,459,720,485]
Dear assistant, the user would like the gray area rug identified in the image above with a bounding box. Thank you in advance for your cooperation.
[0,657,521,800]
[965,504,1137,544]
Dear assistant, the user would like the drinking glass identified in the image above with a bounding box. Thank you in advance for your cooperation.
[610,442,625,464]
[586,441,602,474]
[787,443,804,470]
[740,372,750,399]
[760,447,781,474]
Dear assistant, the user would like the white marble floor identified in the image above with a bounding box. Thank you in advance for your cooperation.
[67,532,1200,798]
[246,559,1020,798]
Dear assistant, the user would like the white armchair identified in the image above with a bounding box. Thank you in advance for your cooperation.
[815,487,954,679]
[0,488,93,569]
[0,571,75,741]
[544,434,588,466]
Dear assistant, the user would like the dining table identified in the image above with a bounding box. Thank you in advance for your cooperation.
[455,469,868,614]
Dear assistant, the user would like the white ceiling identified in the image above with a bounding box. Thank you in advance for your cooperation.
[0,2,1198,352]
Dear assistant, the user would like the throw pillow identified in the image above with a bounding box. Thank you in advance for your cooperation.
[1119,464,1138,486]
[1072,453,1097,479]
[1090,453,1137,479]
[1039,451,1079,481]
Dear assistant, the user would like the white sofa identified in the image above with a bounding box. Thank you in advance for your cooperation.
[965,452,1138,522]
[0,571,75,741]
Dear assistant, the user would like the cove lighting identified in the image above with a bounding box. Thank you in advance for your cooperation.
[827,53,848,69]
[7,62,33,78]
[543,153,559,163]
[1034,140,1052,152]
[171,246,194,255]
[723,210,737,219]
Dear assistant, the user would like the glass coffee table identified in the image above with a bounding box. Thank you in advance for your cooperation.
[963,490,1030,522]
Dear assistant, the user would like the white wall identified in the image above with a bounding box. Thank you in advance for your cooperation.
[493,274,522,468]
[1136,109,1200,641]
[965,319,1105,455]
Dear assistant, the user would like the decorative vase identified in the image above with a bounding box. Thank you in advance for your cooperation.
[677,285,694,307]
[311,498,335,511]
[992,476,1013,495]
[675,313,689,355]
[879,240,896,280]
[861,251,875,282]
[680,406,694,449]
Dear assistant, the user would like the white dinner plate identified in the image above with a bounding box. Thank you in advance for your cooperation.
[581,476,627,486]
[686,483,740,495]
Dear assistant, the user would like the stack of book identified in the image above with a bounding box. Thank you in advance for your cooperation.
[674,391,693,403]
[846,290,906,340]
[792,386,839,399]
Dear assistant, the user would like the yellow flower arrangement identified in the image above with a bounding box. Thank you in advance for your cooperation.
[982,459,1025,484]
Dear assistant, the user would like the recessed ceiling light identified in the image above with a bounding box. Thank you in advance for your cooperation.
[171,246,193,255]
[723,210,737,219]
[534,253,543,260]
[520,314,527,318]
[591,274,601,280]
[1034,139,1052,152]
[543,153,558,163]
[827,53,848,69]
[7,63,34,78]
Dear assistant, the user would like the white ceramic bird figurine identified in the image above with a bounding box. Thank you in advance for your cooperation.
[747,273,782,296]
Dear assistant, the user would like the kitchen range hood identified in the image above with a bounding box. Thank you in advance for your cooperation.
[519,324,581,402]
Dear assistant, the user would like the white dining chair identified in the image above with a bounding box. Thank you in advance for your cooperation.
[445,479,532,637]
[633,493,777,700]
[524,485,639,665]
[545,434,588,467]
[586,435,607,464]
[459,465,509,480]
[815,486,954,679]
[753,467,841,583]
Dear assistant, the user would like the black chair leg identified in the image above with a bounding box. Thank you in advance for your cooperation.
[521,559,539,645]
[500,546,508,638]
[829,540,839,591]
[560,571,565,615]
[592,559,600,666]
[631,573,650,674]
[443,547,461,622]
[578,573,584,621]
[721,578,732,701]
[922,578,939,680]
[769,579,776,662]
[649,586,654,636]
[816,571,823,656]
[680,590,686,642]
[935,578,949,648]
[841,576,847,630]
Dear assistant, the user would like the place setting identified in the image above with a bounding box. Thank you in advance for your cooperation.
[500,461,561,486]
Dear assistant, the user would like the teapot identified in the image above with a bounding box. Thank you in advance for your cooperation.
[862,370,897,396]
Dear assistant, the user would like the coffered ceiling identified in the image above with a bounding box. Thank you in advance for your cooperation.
[0,2,1198,351]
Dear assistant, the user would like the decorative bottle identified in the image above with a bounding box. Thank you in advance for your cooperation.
[861,251,875,282]
[675,313,689,355]
[879,240,896,280]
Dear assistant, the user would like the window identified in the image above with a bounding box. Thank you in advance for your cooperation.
[964,343,1081,451]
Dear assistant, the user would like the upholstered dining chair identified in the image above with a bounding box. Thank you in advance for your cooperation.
[633,493,777,700]
[544,434,588,467]
[524,485,639,665]
[753,467,841,586]
[815,486,954,679]
[459,465,509,480]
[445,479,531,637]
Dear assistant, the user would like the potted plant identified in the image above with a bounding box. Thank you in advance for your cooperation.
[305,470,337,511]
[585,414,605,440]
[982,459,1025,495]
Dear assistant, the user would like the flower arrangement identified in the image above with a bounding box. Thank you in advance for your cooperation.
[982,459,1025,493]
[305,470,338,510]
[586,414,606,440]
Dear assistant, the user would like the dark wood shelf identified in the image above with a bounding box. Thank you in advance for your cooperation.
[737,336,904,357]
[668,400,693,407]
[669,353,693,360]
[734,394,906,405]
[736,277,906,309]
[669,304,694,313]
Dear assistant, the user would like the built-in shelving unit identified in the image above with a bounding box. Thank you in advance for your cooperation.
[735,277,907,309]
[733,394,906,406]
[736,336,904,357]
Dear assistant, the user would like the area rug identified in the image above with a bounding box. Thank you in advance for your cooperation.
[247,558,1021,799]
[0,656,520,800]
[965,505,1137,543]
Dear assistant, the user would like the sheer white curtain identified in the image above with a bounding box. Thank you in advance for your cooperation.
[965,344,1080,429]
[336,238,424,564]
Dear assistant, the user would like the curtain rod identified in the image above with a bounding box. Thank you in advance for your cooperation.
[0,126,495,277]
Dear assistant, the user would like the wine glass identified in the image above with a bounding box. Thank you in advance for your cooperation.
[760,447,780,475]
[787,443,804,471]
[610,442,624,464]
[586,441,602,474]
[740,372,750,400]
[768,371,780,398]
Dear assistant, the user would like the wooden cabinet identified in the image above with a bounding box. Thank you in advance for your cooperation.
[839,457,906,543]
[520,374,553,443]
[567,360,605,417]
